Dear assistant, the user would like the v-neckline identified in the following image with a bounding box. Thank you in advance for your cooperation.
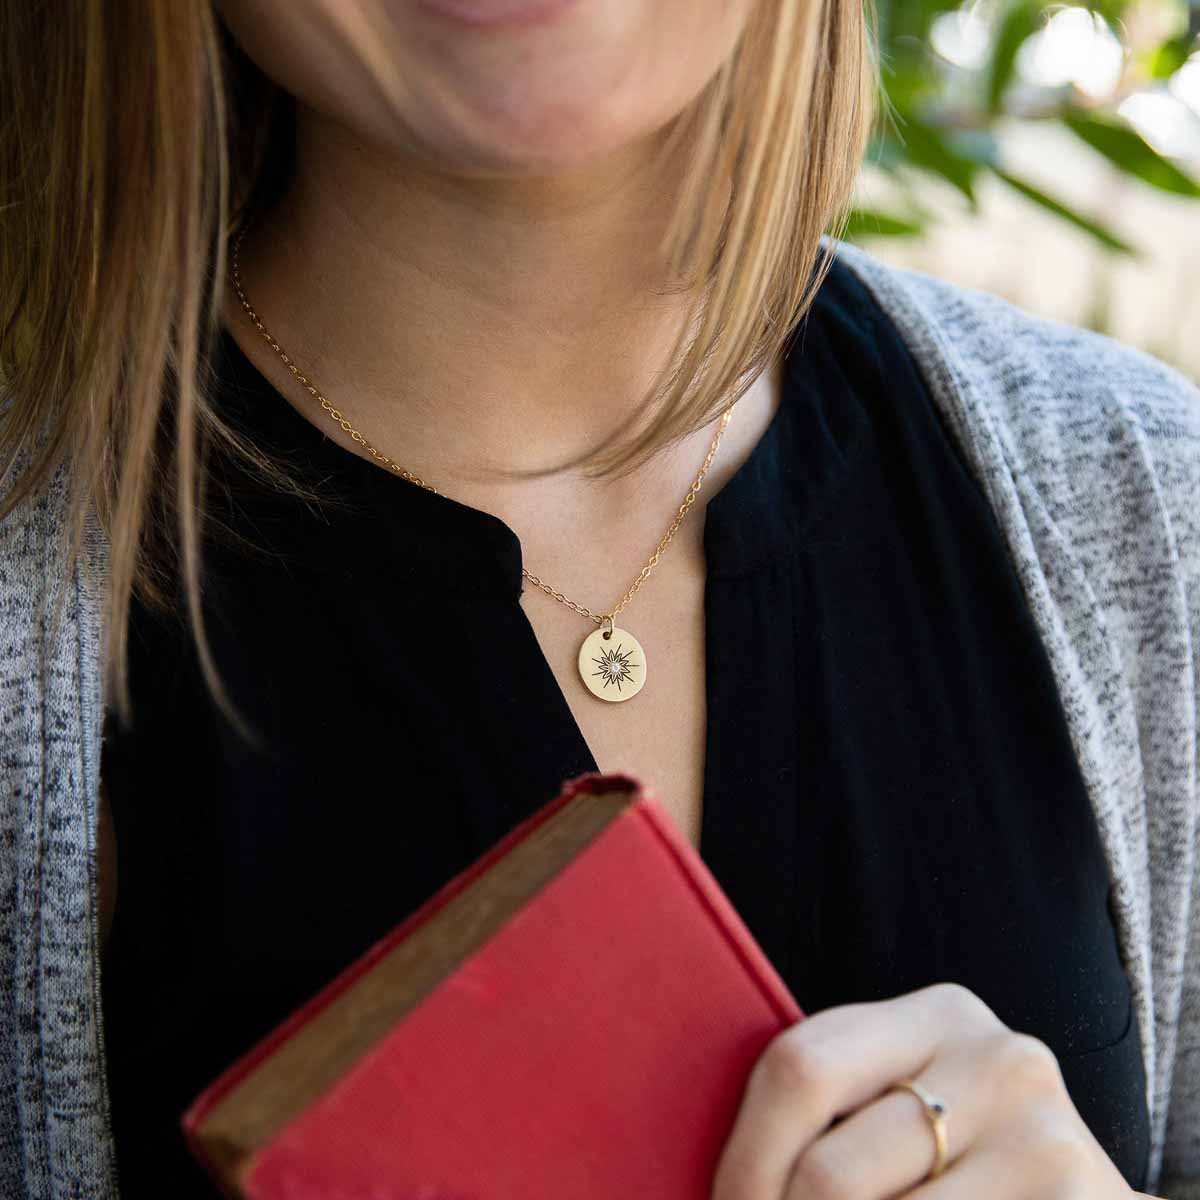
[209,263,870,979]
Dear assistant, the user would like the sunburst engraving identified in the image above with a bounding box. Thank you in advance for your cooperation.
[591,642,640,693]
[578,625,646,701]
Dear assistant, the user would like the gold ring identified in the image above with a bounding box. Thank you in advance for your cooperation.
[892,1078,950,1180]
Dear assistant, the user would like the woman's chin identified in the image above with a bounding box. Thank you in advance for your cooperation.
[399,90,667,177]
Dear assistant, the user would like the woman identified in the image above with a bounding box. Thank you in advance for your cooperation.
[1,0,1197,1197]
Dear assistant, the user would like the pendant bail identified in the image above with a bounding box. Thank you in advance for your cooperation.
[600,614,615,639]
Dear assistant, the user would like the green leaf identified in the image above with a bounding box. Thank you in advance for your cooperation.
[1147,35,1196,81]
[1062,113,1200,197]
[986,0,1043,113]
[880,63,941,118]
[990,166,1140,254]
[866,128,908,171]
[881,0,964,50]
[891,116,982,206]
[842,208,928,239]
[943,128,1001,168]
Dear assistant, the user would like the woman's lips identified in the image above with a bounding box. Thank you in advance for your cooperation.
[414,0,582,28]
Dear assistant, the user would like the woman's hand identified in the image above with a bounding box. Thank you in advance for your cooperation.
[711,981,1147,1199]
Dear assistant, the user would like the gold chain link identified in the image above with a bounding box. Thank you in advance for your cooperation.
[228,222,735,628]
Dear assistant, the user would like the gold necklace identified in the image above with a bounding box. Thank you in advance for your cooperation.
[228,224,736,703]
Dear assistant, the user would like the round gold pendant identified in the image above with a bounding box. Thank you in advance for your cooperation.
[578,625,647,702]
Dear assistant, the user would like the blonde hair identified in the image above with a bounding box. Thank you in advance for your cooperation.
[0,0,878,743]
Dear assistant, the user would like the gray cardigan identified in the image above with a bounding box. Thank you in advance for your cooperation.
[2,237,1198,1198]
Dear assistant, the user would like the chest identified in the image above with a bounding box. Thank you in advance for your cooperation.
[517,554,709,852]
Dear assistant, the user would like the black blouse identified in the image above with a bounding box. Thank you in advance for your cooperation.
[100,257,1150,1196]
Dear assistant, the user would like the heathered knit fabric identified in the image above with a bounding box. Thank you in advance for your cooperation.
[1,236,1197,1197]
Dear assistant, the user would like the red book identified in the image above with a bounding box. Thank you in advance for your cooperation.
[182,770,805,1198]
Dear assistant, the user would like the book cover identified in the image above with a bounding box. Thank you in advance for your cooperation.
[183,770,804,1198]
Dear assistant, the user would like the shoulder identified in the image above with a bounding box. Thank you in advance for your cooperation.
[824,236,1200,571]
[823,235,1200,450]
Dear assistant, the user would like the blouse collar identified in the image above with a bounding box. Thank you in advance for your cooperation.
[213,257,870,601]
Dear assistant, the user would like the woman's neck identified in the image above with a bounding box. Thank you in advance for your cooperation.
[222,102,781,558]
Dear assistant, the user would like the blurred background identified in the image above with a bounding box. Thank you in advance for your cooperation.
[846,0,1200,376]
